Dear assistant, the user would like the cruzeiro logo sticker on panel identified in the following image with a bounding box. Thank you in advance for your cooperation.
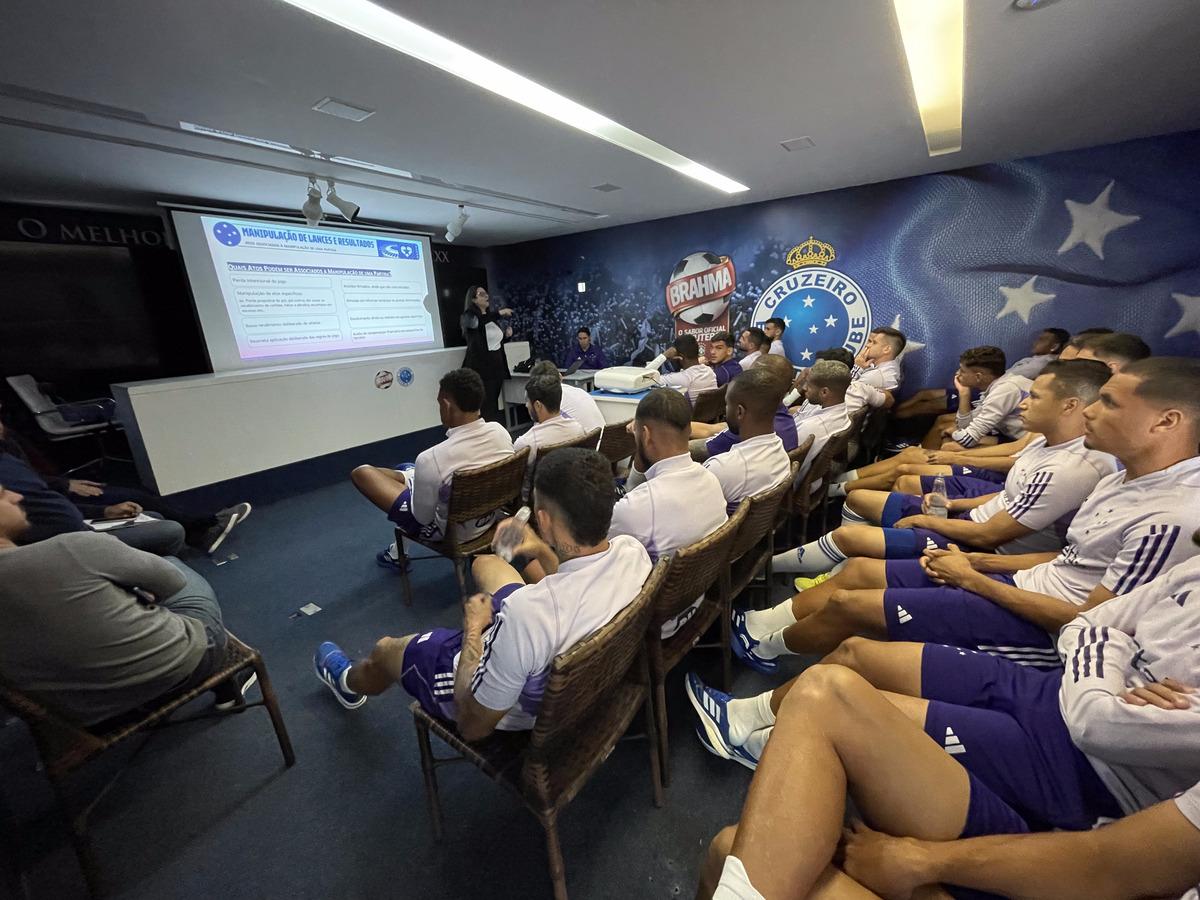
[751,236,872,363]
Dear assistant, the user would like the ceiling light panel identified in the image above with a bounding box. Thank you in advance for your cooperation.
[274,0,750,194]
[893,0,964,157]
[312,96,376,122]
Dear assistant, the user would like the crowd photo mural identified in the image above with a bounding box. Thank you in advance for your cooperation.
[487,129,1200,391]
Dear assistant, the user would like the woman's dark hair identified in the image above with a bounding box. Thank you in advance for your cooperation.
[463,285,487,312]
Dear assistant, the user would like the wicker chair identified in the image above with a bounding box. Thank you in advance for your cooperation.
[690,385,728,424]
[596,419,636,470]
[729,465,797,612]
[786,428,848,547]
[645,504,748,782]
[820,407,868,532]
[411,559,668,900]
[395,448,530,606]
[0,634,293,897]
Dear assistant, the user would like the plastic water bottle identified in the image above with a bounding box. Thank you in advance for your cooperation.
[928,475,949,519]
[495,506,531,561]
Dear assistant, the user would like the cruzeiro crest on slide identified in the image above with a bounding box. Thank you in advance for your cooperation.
[751,237,873,363]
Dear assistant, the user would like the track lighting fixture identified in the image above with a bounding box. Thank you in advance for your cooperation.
[301,177,325,226]
[445,204,469,242]
[324,179,360,222]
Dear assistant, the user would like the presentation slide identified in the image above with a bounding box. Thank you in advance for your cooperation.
[171,211,442,371]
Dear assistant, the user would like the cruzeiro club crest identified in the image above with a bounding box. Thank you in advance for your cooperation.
[752,236,872,363]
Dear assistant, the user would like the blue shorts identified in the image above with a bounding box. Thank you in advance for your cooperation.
[945,382,982,414]
[920,474,1003,499]
[922,644,1121,831]
[386,464,445,541]
[880,494,978,557]
[400,583,522,721]
[882,561,1059,667]
[951,465,1007,484]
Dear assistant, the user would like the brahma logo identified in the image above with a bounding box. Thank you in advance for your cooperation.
[751,236,872,363]
[665,250,737,350]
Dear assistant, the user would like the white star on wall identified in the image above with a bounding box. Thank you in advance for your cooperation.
[1057,180,1140,259]
[824,315,838,327]
[802,296,816,308]
[808,324,819,334]
[783,316,793,327]
[1164,293,1200,340]
[996,276,1056,324]
[799,348,814,361]
[891,314,924,360]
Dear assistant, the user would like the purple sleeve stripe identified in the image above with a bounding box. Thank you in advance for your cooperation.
[1115,525,1181,594]
[1008,471,1054,519]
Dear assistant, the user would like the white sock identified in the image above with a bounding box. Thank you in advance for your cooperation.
[741,726,773,762]
[827,481,847,498]
[771,546,807,573]
[743,599,797,639]
[841,505,868,526]
[791,532,847,574]
[725,692,776,746]
[713,856,766,900]
[835,468,860,484]
[339,668,357,694]
[756,628,795,661]
[385,540,400,561]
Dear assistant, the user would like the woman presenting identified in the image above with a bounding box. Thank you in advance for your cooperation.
[460,285,512,422]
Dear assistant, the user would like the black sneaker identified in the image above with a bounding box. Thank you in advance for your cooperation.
[204,502,251,555]
[214,669,259,711]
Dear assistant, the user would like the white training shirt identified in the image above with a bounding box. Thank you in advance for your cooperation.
[968,435,1119,555]
[952,372,1032,448]
[558,382,605,437]
[768,341,787,358]
[609,452,728,637]
[1007,353,1057,380]
[703,432,791,514]
[411,417,514,540]
[738,350,763,371]
[656,362,719,405]
[469,535,653,731]
[1015,455,1200,602]
[854,358,903,392]
[514,414,587,497]
[1057,554,1200,818]
[794,402,850,487]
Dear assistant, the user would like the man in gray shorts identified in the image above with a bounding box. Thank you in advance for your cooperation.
[0,483,245,727]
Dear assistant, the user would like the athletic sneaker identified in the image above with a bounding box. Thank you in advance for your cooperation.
[204,502,252,555]
[794,572,833,591]
[313,641,367,709]
[684,672,760,771]
[375,545,411,573]
[214,669,259,711]
[730,609,779,674]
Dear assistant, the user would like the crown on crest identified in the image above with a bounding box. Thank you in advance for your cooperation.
[786,236,836,269]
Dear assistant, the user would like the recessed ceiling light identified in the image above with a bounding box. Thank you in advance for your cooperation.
[1013,0,1064,8]
[276,0,749,194]
[780,136,816,152]
[893,0,964,157]
[591,183,622,192]
[312,96,376,122]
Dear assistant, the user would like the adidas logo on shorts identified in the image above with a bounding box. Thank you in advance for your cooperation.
[896,605,913,624]
[943,727,965,755]
[924,537,939,550]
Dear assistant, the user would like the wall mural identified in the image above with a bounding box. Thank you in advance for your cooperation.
[487,129,1200,391]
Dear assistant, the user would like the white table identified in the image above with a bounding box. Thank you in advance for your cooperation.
[502,370,597,429]
[590,390,649,425]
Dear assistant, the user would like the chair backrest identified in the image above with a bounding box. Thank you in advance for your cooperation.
[5,375,57,415]
[787,433,816,470]
[793,431,846,515]
[522,559,668,808]
[729,466,796,562]
[690,385,728,424]
[538,426,603,461]
[0,677,103,778]
[445,448,530,525]
[597,420,636,464]
[650,503,748,630]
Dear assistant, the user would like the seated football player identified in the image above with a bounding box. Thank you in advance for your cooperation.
[315,449,652,740]
[731,358,1200,674]
[351,369,513,571]
[702,368,791,514]
[692,550,1200,896]
[779,360,1116,575]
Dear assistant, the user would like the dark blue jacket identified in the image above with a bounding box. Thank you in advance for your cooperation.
[0,446,99,544]
[563,342,608,369]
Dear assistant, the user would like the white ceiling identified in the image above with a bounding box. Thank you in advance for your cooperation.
[1,0,1198,246]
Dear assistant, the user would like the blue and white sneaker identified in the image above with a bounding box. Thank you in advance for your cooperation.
[730,609,779,674]
[375,546,411,573]
[684,673,759,771]
[314,641,367,709]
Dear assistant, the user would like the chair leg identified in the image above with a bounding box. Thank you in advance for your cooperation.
[642,696,665,809]
[413,717,445,841]
[654,678,670,789]
[253,657,296,767]
[454,557,469,602]
[48,777,101,899]
[541,812,569,900]
[720,606,733,694]
[396,532,413,607]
